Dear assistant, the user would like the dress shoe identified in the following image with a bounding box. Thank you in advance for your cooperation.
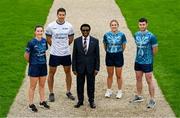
[90,102,96,109]
[74,102,83,108]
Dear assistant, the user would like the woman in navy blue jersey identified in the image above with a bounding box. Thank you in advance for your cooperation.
[24,25,50,112]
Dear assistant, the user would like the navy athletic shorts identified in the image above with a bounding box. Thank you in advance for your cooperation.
[28,64,47,77]
[134,62,153,73]
[105,52,124,67]
[49,54,71,67]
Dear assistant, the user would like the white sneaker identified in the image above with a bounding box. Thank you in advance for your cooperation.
[105,89,112,98]
[116,90,123,99]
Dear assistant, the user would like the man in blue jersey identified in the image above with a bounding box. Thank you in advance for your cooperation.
[132,18,158,109]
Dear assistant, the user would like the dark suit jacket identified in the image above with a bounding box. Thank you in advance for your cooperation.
[72,36,100,74]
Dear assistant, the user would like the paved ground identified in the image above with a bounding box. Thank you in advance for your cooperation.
[8,0,175,117]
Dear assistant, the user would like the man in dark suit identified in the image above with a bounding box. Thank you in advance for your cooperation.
[72,24,100,109]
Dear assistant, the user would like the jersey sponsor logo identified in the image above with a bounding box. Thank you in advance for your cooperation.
[62,27,68,30]
[37,52,45,56]
[34,45,38,48]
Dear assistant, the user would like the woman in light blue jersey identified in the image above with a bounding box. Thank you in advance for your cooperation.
[103,19,127,99]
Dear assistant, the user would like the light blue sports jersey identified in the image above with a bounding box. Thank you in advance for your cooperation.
[134,31,158,64]
[103,31,127,53]
[26,38,48,64]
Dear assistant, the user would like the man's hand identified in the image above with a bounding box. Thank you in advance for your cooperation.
[73,71,77,75]
[94,70,98,76]
[46,35,52,46]
[68,35,74,45]
[153,46,158,55]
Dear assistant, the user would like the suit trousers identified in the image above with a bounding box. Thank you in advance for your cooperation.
[76,70,95,104]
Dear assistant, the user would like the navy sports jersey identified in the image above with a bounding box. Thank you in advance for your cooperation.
[134,31,158,64]
[103,31,127,53]
[25,38,48,64]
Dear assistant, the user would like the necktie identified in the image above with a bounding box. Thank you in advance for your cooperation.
[83,38,87,54]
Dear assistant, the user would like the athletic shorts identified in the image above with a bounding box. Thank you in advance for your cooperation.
[105,52,124,67]
[49,54,71,67]
[28,64,47,77]
[134,62,153,73]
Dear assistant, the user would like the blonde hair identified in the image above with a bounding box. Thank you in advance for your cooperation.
[109,19,119,26]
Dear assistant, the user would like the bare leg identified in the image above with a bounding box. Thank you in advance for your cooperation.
[145,72,155,99]
[63,66,72,92]
[106,66,114,89]
[115,67,123,90]
[39,76,46,102]
[29,77,38,105]
[48,66,57,93]
[135,71,143,96]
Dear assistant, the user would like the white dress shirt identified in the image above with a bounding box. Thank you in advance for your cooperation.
[82,36,90,51]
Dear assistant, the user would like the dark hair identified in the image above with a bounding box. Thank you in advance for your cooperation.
[139,17,148,23]
[34,25,43,31]
[57,8,66,15]
[80,24,91,31]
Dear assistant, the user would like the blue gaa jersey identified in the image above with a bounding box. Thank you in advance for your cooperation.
[103,31,127,53]
[25,38,48,64]
[134,31,158,64]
